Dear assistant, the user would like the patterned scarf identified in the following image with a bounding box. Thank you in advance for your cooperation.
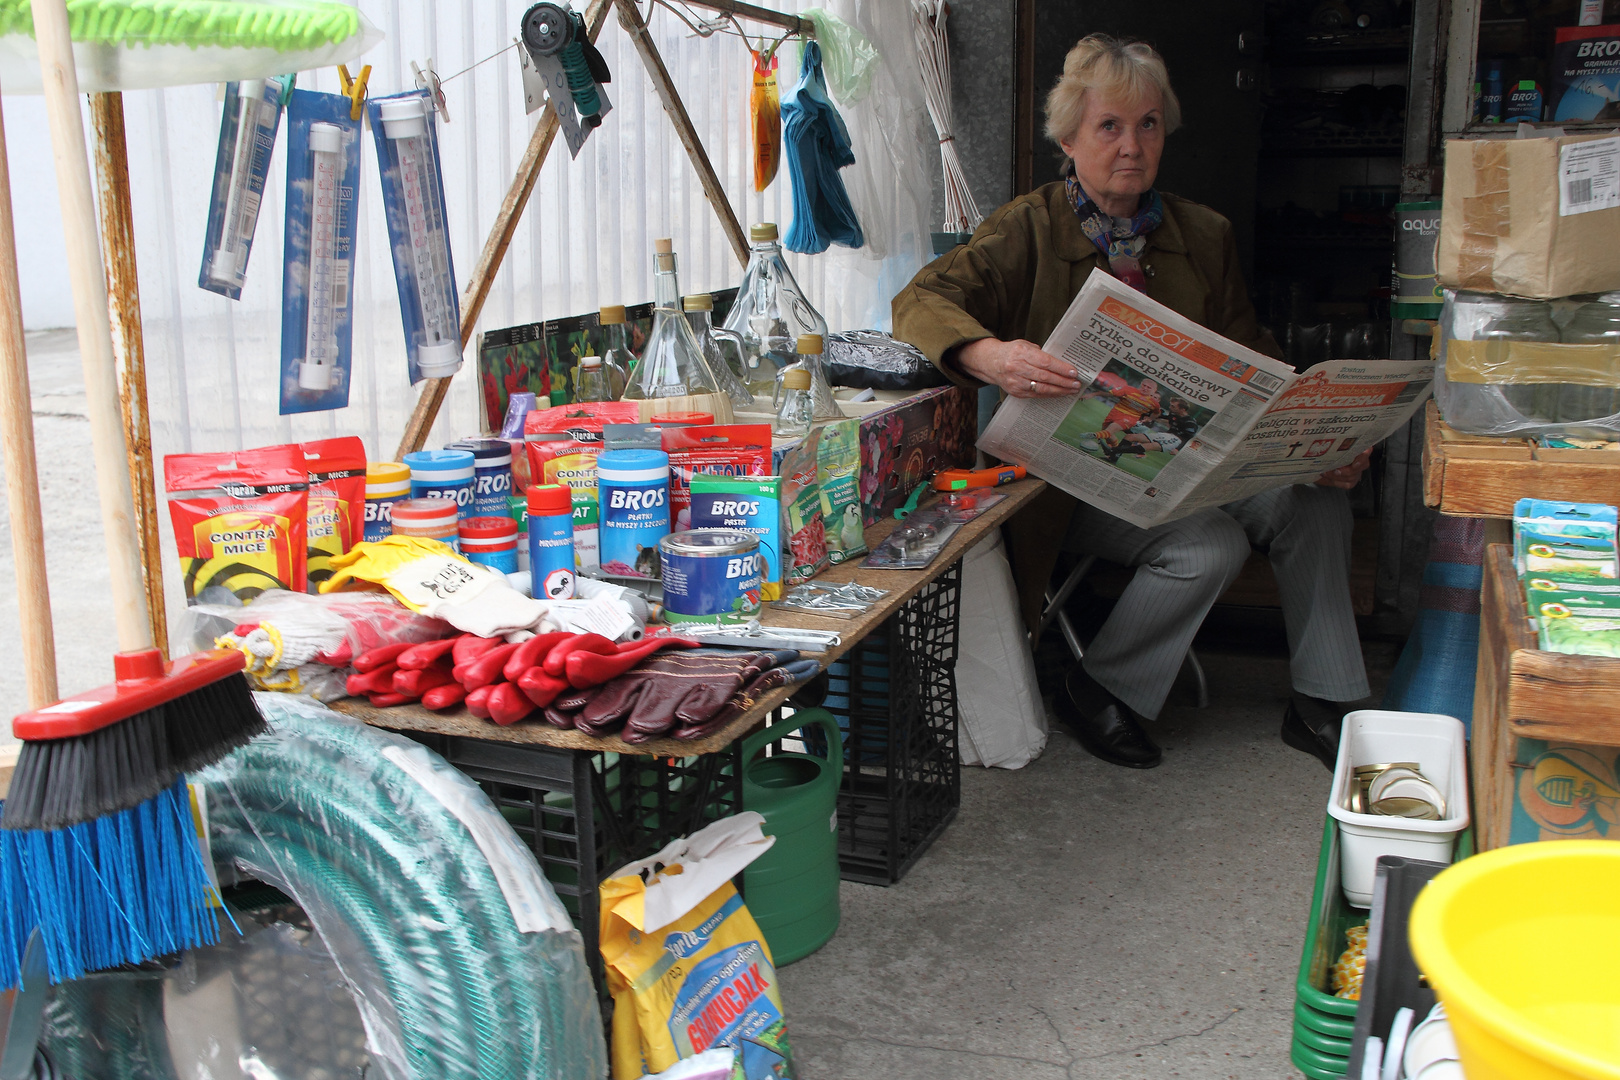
[1064,171,1164,293]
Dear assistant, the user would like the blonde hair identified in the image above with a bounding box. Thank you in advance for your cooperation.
[1044,35,1181,146]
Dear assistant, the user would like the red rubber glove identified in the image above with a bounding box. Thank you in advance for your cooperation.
[354,642,414,673]
[458,641,522,690]
[504,631,574,682]
[421,682,467,711]
[488,682,537,726]
[394,665,456,697]
[541,633,617,677]
[517,667,572,708]
[367,691,415,707]
[465,684,495,719]
[397,637,462,671]
[452,635,504,666]
[346,664,399,697]
[565,636,699,689]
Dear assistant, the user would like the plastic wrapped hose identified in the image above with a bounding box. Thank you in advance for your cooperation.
[43,695,607,1080]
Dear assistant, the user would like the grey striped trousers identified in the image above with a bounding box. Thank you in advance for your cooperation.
[1064,484,1369,719]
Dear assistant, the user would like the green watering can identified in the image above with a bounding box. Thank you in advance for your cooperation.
[741,708,843,966]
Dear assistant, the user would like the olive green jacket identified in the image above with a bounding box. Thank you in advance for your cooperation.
[890,182,1279,631]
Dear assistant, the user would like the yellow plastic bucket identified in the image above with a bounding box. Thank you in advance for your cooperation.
[1408,840,1620,1080]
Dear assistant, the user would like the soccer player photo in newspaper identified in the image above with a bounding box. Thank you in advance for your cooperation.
[1052,359,1216,481]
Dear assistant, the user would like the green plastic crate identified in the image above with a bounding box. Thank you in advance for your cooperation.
[1292,1036,1349,1080]
[1294,997,1355,1040]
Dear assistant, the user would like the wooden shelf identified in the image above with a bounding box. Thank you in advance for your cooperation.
[1421,400,1620,518]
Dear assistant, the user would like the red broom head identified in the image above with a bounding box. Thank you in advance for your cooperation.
[12,649,247,740]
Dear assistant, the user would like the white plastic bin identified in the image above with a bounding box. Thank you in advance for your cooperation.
[1327,710,1469,907]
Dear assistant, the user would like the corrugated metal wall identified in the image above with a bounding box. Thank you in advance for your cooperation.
[117,0,933,468]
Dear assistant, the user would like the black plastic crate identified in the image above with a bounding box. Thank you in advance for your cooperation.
[822,561,963,885]
[1346,854,1450,1077]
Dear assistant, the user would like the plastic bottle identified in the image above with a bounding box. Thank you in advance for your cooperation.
[622,239,723,400]
[683,293,754,406]
[527,484,578,599]
[596,305,632,398]
[774,366,814,438]
[1483,60,1505,123]
[575,355,611,402]
[364,461,412,543]
[597,449,671,579]
[721,222,838,416]
[404,448,476,520]
[1558,293,1620,426]
[459,516,520,574]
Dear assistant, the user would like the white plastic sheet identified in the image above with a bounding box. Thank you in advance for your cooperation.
[957,532,1048,769]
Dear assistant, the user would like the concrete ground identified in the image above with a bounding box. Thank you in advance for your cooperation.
[780,631,1398,1080]
[0,329,1395,1078]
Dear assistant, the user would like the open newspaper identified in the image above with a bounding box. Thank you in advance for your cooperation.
[979,269,1434,529]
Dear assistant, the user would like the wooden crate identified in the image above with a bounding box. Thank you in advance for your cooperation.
[1423,401,1620,518]
[1473,544,1620,850]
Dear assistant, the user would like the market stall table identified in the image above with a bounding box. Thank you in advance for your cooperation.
[331,477,1046,981]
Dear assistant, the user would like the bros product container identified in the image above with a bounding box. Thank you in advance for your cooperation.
[459,516,519,574]
[526,483,577,600]
[659,529,762,624]
[389,497,461,552]
[404,448,475,520]
[364,461,411,543]
[447,438,514,518]
[597,449,670,579]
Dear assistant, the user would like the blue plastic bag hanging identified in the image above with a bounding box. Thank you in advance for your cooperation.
[200,75,293,299]
[367,89,463,384]
[781,40,863,254]
[280,89,361,414]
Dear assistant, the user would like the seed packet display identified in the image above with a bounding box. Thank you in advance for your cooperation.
[165,446,310,602]
[300,437,367,592]
[663,424,773,530]
[1527,577,1620,656]
[478,322,548,433]
[815,418,865,563]
[776,429,828,584]
[690,475,783,600]
[281,89,361,415]
[1513,499,1618,579]
[525,402,641,574]
[199,76,292,299]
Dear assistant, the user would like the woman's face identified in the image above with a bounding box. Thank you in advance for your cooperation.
[1060,89,1165,217]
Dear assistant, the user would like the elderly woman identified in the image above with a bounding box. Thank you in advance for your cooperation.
[893,35,1371,771]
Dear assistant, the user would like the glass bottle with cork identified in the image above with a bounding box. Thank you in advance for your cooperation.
[622,238,723,400]
[574,355,612,403]
[596,304,632,398]
[722,222,840,417]
[683,293,753,406]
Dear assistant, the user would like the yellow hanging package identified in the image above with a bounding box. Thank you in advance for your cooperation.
[600,813,796,1079]
[751,48,780,192]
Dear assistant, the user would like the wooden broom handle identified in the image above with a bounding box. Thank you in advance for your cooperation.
[31,0,151,655]
[0,88,58,708]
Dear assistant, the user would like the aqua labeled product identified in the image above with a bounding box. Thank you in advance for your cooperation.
[364,461,412,543]
[597,448,671,579]
[459,516,520,574]
[526,484,577,600]
[405,448,476,519]
[659,530,763,624]
[448,438,514,518]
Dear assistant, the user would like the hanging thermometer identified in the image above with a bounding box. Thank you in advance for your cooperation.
[378,97,462,378]
[299,122,344,391]
[206,79,281,290]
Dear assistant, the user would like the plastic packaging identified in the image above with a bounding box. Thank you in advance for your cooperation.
[662,423,772,531]
[165,446,310,601]
[774,580,885,617]
[862,492,1003,569]
[193,694,607,1080]
[0,0,381,95]
[691,474,784,601]
[815,417,865,562]
[280,91,360,414]
[778,429,828,584]
[405,448,476,519]
[527,483,578,600]
[823,329,947,391]
[721,223,834,407]
[751,47,781,191]
[200,76,291,298]
[301,436,367,593]
[684,293,754,406]
[369,90,462,383]
[597,448,671,579]
[801,8,878,104]
[365,462,413,544]
[624,239,724,399]
[1436,289,1620,438]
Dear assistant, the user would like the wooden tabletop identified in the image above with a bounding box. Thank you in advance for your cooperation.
[333,478,1048,756]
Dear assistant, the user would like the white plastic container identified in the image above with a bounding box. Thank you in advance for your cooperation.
[1327,710,1470,907]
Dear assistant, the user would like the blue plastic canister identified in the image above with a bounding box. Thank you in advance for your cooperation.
[405,449,476,520]
[364,461,412,543]
[447,438,514,518]
[459,516,519,574]
[597,449,670,579]
[526,484,576,600]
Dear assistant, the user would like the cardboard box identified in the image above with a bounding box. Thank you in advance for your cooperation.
[1437,133,1620,298]
[855,385,977,524]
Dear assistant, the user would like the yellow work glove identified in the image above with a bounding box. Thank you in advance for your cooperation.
[322,536,547,637]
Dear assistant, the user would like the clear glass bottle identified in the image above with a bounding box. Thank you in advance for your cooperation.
[623,239,723,400]
[1482,297,1561,424]
[773,366,813,437]
[596,305,632,399]
[683,293,754,406]
[774,333,842,419]
[574,354,610,402]
[722,222,840,417]
[1558,292,1620,427]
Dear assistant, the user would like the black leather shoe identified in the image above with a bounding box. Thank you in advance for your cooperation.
[1281,694,1343,771]
[1054,663,1162,769]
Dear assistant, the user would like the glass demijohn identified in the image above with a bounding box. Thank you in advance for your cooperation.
[622,238,724,400]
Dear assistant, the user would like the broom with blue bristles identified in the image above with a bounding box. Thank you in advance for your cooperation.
[0,0,270,989]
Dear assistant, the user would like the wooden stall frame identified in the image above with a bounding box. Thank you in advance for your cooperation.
[1422,400,1620,518]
